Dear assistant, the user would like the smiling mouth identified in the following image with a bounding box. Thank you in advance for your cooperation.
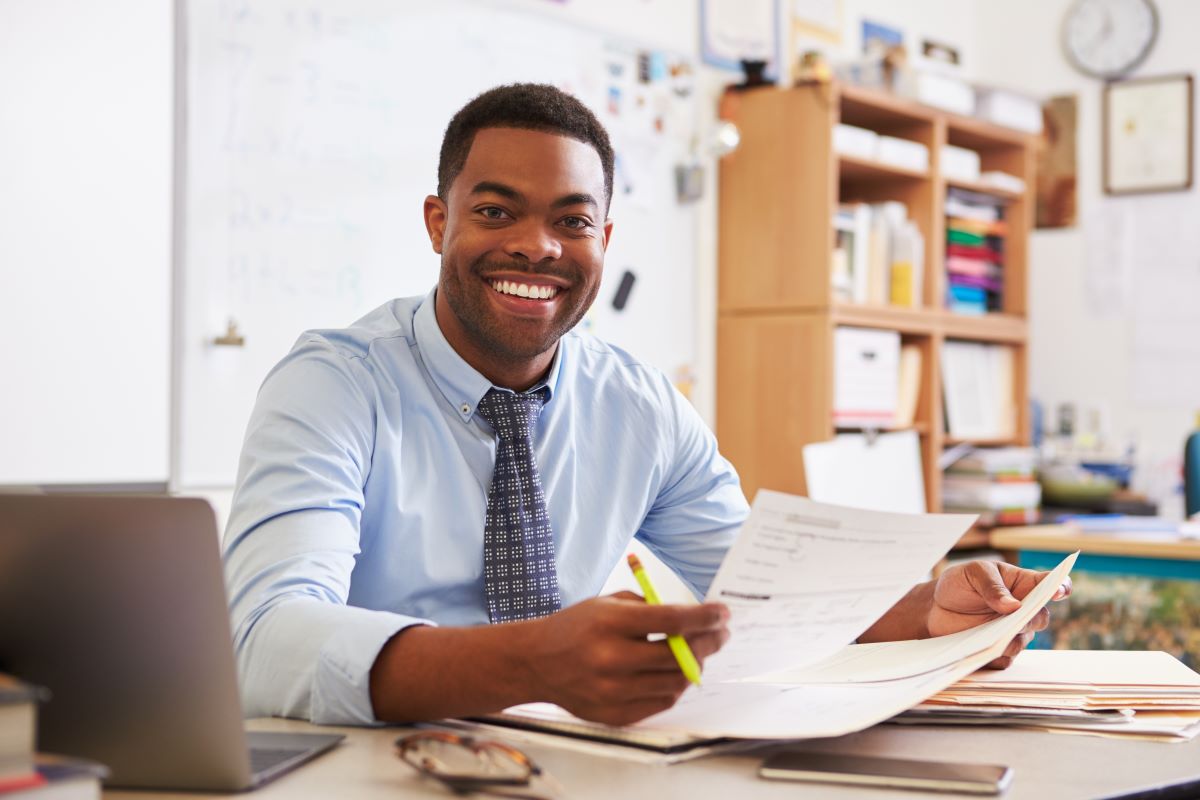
[489,279,561,300]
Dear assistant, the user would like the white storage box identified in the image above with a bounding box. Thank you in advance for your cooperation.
[834,123,880,160]
[976,88,1042,134]
[941,144,981,182]
[877,136,929,172]
[980,171,1027,193]
[909,71,975,116]
[833,327,900,428]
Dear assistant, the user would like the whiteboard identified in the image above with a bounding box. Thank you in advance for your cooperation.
[0,0,171,486]
[177,0,701,488]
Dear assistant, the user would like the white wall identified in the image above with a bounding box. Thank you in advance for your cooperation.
[973,0,1200,517]
[793,0,984,80]
[0,0,173,485]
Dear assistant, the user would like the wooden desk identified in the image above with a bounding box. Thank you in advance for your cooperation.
[106,716,1200,799]
[991,524,1200,565]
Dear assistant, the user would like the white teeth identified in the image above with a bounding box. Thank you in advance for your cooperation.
[490,280,559,300]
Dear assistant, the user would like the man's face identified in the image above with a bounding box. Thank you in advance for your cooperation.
[425,127,611,371]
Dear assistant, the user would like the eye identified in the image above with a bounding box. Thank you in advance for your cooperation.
[477,206,511,221]
[560,215,592,230]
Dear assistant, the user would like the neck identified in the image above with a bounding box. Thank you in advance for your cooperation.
[434,290,555,392]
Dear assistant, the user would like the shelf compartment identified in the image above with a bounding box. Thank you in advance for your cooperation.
[838,83,937,129]
[945,114,1033,150]
[839,155,929,182]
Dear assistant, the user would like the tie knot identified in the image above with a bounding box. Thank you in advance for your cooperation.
[476,387,548,441]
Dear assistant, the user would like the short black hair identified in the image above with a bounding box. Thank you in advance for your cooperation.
[437,83,614,210]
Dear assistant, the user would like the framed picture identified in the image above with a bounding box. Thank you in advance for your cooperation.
[700,0,780,76]
[1104,73,1193,195]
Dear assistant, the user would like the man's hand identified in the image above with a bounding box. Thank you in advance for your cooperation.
[369,592,729,726]
[928,561,1072,669]
[520,592,730,726]
[857,560,1071,670]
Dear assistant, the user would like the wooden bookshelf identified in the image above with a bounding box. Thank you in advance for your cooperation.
[716,81,1036,533]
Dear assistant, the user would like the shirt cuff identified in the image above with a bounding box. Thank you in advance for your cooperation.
[312,606,435,725]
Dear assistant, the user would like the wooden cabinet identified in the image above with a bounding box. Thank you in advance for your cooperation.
[716,81,1036,527]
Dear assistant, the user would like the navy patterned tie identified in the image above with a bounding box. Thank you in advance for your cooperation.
[476,387,562,623]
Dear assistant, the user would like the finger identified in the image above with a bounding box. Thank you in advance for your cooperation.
[966,561,1023,614]
[609,590,644,603]
[686,628,731,663]
[1052,576,1073,601]
[610,601,730,637]
[596,636,716,674]
[1002,630,1036,660]
[1021,607,1051,634]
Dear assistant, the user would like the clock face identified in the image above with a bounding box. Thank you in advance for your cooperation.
[1063,0,1158,78]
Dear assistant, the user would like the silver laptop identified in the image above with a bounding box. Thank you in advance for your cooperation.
[0,494,343,791]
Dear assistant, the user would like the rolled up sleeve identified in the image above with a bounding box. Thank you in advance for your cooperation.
[222,339,432,725]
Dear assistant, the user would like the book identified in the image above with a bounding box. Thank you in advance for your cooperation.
[2,754,109,799]
[947,447,1037,479]
[893,344,922,428]
[0,675,45,788]
[941,476,1041,509]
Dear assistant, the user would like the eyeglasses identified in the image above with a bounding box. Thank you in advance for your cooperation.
[395,731,563,799]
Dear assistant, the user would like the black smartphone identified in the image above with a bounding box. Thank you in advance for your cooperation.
[759,751,1012,795]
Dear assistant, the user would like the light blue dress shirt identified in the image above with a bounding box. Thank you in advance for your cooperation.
[223,289,749,724]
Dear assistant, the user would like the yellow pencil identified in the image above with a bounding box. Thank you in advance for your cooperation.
[626,553,702,686]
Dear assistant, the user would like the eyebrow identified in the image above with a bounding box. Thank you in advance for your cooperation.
[469,181,598,211]
[469,181,523,202]
[550,192,599,211]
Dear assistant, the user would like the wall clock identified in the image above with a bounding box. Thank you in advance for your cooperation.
[1062,0,1158,79]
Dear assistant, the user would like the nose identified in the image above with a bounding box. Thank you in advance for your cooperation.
[502,218,562,263]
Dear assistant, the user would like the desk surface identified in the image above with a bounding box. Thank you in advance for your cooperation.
[105,716,1200,799]
[992,524,1200,561]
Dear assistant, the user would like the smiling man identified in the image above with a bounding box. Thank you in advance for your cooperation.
[223,83,1067,728]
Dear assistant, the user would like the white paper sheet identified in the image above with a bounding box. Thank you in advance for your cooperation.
[802,431,926,515]
[701,491,976,683]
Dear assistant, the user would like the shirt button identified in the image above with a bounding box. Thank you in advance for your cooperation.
[460,403,471,414]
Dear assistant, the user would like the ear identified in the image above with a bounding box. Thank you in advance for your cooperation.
[601,218,615,253]
[424,195,448,254]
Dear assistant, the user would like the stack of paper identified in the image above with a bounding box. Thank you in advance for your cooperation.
[895,650,1200,742]
[943,446,1041,526]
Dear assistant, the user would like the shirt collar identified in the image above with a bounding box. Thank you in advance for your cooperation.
[413,288,563,424]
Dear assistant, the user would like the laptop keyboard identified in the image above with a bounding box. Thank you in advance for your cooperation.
[250,747,308,775]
